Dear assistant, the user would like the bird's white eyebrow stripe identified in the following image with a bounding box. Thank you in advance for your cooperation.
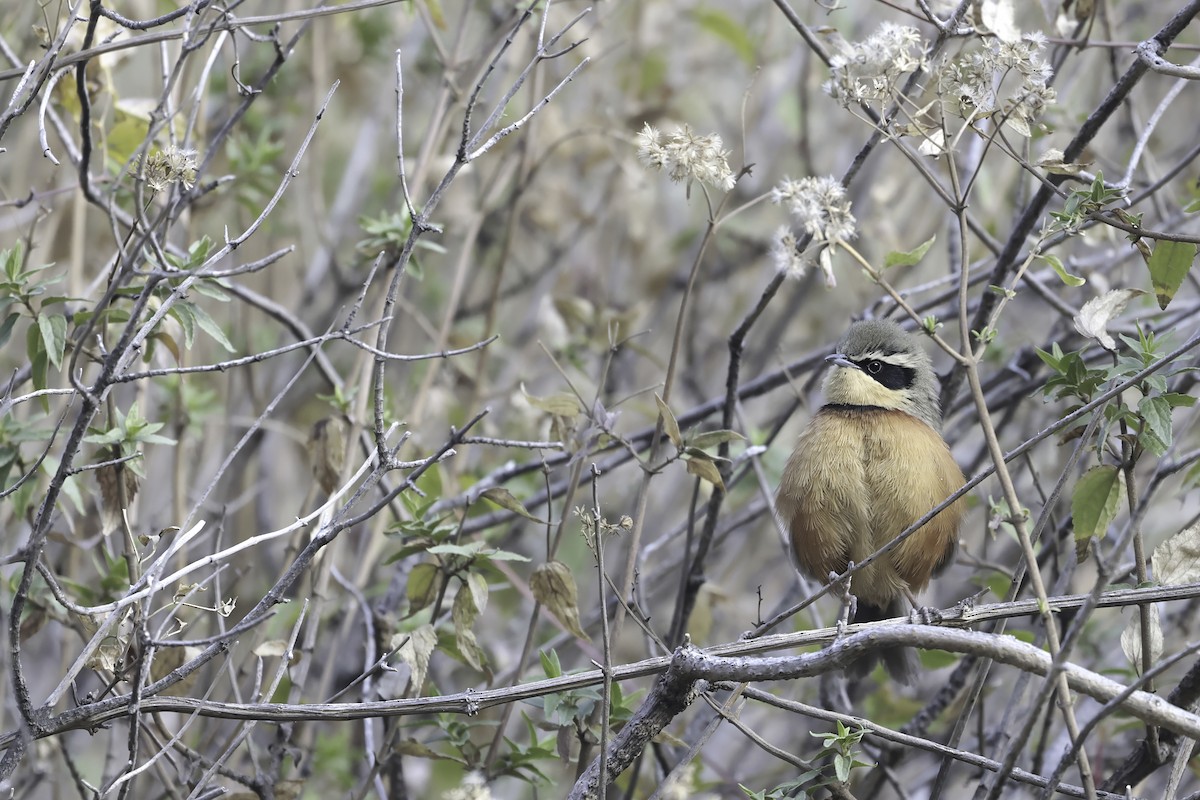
[856,350,921,368]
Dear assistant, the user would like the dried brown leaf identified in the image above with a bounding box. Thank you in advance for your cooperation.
[530,561,589,640]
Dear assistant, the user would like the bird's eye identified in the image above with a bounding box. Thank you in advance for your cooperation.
[866,360,882,374]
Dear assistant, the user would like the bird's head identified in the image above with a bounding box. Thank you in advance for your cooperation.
[821,319,943,430]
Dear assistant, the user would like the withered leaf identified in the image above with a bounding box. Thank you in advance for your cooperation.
[531,561,589,640]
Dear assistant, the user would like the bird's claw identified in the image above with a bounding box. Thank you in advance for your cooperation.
[827,570,850,597]
[827,566,857,630]
[909,606,943,625]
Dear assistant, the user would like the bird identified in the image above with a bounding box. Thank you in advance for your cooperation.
[775,319,966,683]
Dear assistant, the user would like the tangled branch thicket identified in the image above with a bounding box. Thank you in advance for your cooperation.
[3,0,1200,797]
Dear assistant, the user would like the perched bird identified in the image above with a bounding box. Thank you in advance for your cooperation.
[775,319,966,683]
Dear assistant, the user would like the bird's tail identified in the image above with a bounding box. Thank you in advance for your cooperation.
[848,599,918,685]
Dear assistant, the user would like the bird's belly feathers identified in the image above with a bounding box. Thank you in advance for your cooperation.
[775,407,964,606]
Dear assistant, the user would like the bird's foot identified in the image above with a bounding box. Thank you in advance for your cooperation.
[834,596,856,638]
[828,565,856,632]
[827,568,854,599]
[901,587,942,624]
[908,605,943,625]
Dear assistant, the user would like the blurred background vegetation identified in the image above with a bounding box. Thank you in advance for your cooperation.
[3,0,1200,797]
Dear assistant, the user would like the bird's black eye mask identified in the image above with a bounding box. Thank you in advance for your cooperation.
[854,358,914,391]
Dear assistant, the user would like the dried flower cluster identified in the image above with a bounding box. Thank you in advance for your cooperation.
[824,23,927,108]
[636,123,736,192]
[443,771,491,800]
[770,176,857,287]
[938,32,1056,136]
[144,145,198,193]
[822,21,1056,144]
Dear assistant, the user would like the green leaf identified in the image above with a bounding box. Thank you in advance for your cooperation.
[521,383,581,417]
[1071,465,1125,541]
[1039,253,1085,287]
[406,562,442,612]
[106,99,154,165]
[480,487,546,523]
[835,752,852,782]
[682,445,730,463]
[37,313,67,370]
[60,471,86,515]
[1033,344,1062,372]
[0,312,19,349]
[455,621,486,671]
[7,474,36,520]
[691,8,756,66]
[463,571,488,617]
[83,427,125,446]
[654,393,682,448]
[539,648,562,679]
[1147,239,1196,310]
[151,331,182,364]
[689,429,745,450]
[136,430,177,447]
[1162,392,1197,408]
[184,235,213,269]
[428,543,478,558]
[884,235,936,269]
[428,542,529,562]
[452,577,484,641]
[2,243,23,279]
[685,453,725,491]
[414,462,442,501]
[190,278,231,301]
[37,295,76,308]
[1138,395,1173,456]
[394,739,452,761]
[26,323,47,399]
[188,302,236,352]
[482,548,530,562]
[170,302,197,349]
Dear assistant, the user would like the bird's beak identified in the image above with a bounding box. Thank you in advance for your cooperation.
[825,353,860,370]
